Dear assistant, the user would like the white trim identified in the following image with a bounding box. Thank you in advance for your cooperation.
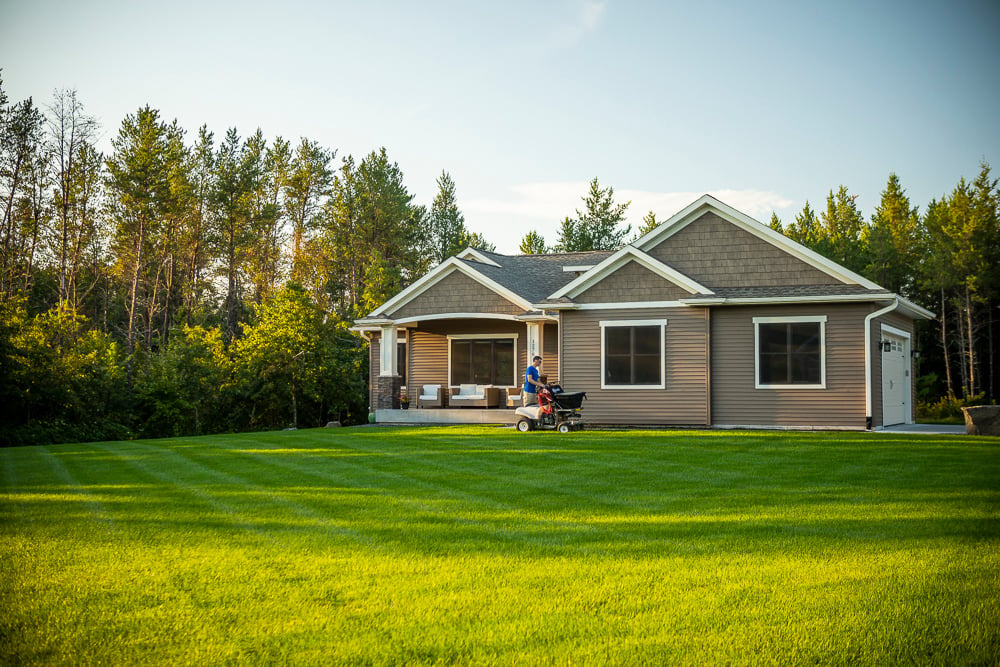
[880,322,912,426]
[393,312,522,325]
[681,294,893,306]
[599,319,668,390]
[368,258,532,319]
[753,316,827,389]
[447,333,520,340]
[635,194,883,290]
[550,246,712,300]
[379,325,398,377]
[562,265,596,272]
[554,300,687,311]
[446,333,519,387]
[455,247,502,267]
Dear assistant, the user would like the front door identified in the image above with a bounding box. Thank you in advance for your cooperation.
[881,334,908,426]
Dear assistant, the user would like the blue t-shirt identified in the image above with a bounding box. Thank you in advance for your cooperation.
[524,365,539,394]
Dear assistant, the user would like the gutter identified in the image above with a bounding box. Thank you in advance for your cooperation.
[864,299,899,430]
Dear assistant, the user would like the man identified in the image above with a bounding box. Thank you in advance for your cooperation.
[523,356,543,406]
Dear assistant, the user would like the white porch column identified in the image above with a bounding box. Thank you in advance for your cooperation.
[526,322,542,361]
[379,325,398,376]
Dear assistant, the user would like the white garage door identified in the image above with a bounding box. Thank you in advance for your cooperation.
[881,333,908,426]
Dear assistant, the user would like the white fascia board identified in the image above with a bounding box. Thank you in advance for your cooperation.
[455,247,502,267]
[636,194,884,290]
[366,257,532,319]
[895,296,935,320]
[679,293,898,307]
[562,265,597,272]
[393,312,522,325]
[548,246,712,300]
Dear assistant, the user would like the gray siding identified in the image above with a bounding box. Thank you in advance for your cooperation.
[710,304,870,428]
[560,307,710,425]
[648,212,841,289]
[389,270,522,319]
[543,322,559,384]
[575,259,691,303]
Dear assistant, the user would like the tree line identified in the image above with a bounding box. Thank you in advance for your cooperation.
[0,77,491,444]
[2,74,996,444]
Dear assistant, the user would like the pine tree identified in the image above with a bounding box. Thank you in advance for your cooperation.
[556,178,631,251]
[519,230,547,254]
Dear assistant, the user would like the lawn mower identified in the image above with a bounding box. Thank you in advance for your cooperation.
[514,384,586,433]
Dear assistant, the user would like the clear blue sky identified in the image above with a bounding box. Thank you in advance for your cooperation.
[3,0,998,253]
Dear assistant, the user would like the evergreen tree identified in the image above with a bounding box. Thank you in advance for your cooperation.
[427,171,467,263]
[519,230,548,254]
[865,173,920,295]
[556,178,631,251]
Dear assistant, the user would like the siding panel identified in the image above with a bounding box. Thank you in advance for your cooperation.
[648,212,841,289]
[711,304,870,428]
[575,260,691,303]
[389,270,522,319]
[560,308,709,424]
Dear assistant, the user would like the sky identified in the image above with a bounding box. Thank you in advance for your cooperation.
[3,0,999,253]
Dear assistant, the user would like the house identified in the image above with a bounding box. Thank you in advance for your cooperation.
[352,195,934,430]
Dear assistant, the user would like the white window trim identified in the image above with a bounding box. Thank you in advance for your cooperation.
[446,333,519,387]
[753,315,827,389]
[599,319,667,390]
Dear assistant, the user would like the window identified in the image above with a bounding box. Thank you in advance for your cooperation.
[450,337,515,385]
[600,319,666,389]
[754,316,826,388]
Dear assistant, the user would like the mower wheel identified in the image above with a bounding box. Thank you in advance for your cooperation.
[558,423,571,434]
[516,419,533,432]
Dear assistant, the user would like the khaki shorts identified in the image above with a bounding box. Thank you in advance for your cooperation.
[524,391,538,406]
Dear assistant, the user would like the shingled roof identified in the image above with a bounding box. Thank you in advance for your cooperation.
[452,249,615,304]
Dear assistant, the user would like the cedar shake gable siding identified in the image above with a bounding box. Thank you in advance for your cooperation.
[647,212,842,289]
[388,269,524,320]
[574,259,693,304]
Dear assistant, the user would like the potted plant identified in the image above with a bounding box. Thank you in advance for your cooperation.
[399,390,410,409]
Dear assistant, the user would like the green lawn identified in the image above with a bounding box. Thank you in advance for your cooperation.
[2,426,998,665]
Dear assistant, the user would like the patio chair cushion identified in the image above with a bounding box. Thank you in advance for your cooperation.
[453,384,486,400]
[419,384,441,399]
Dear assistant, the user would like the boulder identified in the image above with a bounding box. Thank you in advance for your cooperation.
[325,421,342,428]
[962,406,1000,436]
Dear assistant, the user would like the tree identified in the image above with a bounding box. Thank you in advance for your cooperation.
[285,138,333,281]
[785,200,819,245]
[105,106,173,384]
[636,210,660,237]
[1,91,47,298]
[768,212,783,232]
[233,284,364,429]
[865,173,921,296]
[556,178,631,251]
[426,171,467,263]
[817,186,867,274]
[519,230,548,254]
[47,89,100,309]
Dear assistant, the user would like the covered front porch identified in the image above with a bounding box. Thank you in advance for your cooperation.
[356,314,559,417]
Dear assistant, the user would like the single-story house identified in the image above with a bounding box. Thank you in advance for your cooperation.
[352,194,934,430]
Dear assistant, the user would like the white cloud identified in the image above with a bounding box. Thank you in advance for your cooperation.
[462,182,794,254]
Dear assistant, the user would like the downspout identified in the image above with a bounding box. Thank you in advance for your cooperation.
[864,299,899,430]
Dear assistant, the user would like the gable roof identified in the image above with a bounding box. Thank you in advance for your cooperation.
[548,245,713,300]
[354,195,934,327]
[634,194,883,290]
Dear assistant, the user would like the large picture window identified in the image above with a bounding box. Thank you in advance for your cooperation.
[754,316,826,388]
[600,319,666,389]
[450,337,515,385]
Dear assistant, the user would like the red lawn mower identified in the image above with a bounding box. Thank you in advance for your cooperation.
[514,384,586,433]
